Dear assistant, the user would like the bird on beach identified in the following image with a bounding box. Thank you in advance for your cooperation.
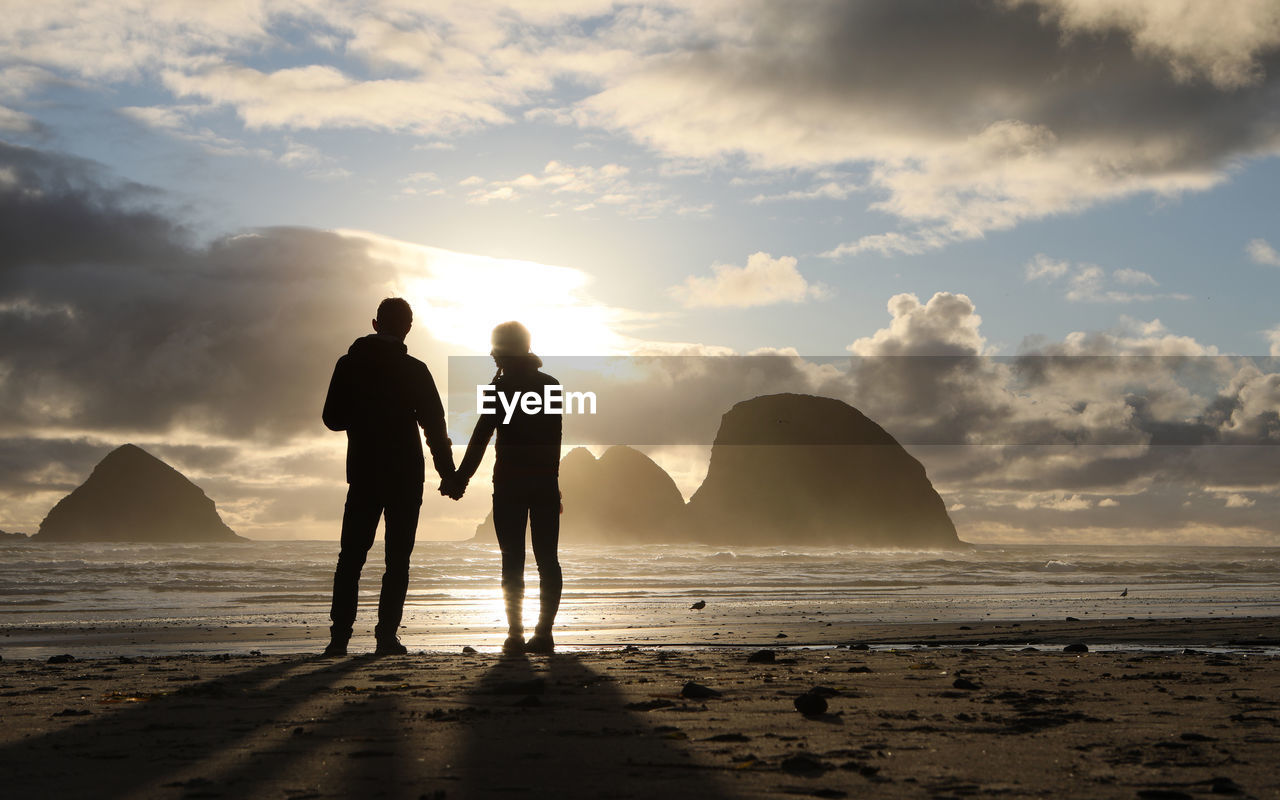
[1120,588,1128,597]
[690,600,706,610]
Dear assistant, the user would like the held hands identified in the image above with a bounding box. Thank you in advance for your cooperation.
[438,474,467,501]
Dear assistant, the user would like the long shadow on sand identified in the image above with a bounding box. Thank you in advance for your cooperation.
[455,653,735,799]
[0,654,371,797]
[3,652,743,798]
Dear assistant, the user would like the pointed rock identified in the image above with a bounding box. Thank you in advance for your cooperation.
[686,393,961,547]
[473,445,685,543]
[33,444,243,542]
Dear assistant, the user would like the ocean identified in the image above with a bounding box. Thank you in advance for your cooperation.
[3,541,1278,656]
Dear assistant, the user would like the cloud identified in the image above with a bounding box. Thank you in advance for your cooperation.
[0,139,642,537]
[0,105,39,134]
[161,65,517,135]
[0,140,651,441]
[2,136,1277,544]
[835,297,1280,542]
[1267,326,1280,357]
[398,171,443,197]
[4,2,1278,252]
[669,252,829,309]
[1024,254,1070,282]
[461,159,684,217]
[1016,0,1280,90]
[501,286,1280,542]
[1221,492,1256,508]
[820,228,955,259]
[119,105,351,177]
[1025,253,1188,302]
[751,177,863,204]
[0,1,653,169]
[576,0,1280,251]
[468,159,627,196]
[0,172,374,440]
[1247,237,1280,266]
[1013,492,1094,511]
[849,292,987,357]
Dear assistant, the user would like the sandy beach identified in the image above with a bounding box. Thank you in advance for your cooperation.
[3,617,1278,799]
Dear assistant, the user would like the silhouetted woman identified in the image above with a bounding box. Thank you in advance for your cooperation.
[448,322,563,654]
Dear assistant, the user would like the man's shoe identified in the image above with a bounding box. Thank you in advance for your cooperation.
[322,638,348,657]
[524,632,554,655]
[374,638,408,656]
[502,634,525,655]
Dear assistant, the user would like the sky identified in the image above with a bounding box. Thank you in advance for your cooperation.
[1,0,1278,543]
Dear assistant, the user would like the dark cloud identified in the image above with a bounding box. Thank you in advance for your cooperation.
[0,436,110,495]
[0,141,184,269]
[582,0,1280,246]
[2,137,1276,542]
[733,0,1280,155]
[0,140,430,535]
[0,140,404,442]
[465,287,1279,542]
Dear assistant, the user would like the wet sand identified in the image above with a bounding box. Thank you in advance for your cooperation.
[4,614,1279,661]
[2,617,1279,798]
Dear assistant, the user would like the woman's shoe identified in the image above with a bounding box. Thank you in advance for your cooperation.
[524,632,554,654]
[502,634,526,655]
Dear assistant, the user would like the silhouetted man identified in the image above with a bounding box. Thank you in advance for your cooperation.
[322,298,455,656]
[443,321,562,654]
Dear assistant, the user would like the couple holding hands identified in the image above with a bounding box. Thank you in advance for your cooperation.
[322,298,562,657]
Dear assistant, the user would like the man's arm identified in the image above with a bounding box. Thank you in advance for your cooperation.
[321,356,352,431]
[413,363,456,480]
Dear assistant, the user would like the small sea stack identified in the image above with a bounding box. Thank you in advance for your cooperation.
[473,445,686,544]
[33,444,243,543]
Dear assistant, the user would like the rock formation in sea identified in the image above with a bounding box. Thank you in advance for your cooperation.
[33,444,244,542]
[472,445,686,543]
[468,394,959,547]
[684,393,961,547]
[0,530,29,540]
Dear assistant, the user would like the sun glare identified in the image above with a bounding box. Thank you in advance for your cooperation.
[352,232,630,356]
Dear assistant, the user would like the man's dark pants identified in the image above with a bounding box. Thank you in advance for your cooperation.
[492,476,562,633]
[329,481,423,642]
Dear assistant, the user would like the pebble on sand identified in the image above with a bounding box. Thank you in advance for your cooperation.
[746,649,776,664]
[680,680,722,699]
[794,691,828,716]
[780,752,829,774]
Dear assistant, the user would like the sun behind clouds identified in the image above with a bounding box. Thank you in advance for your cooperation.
[347,230,631,356]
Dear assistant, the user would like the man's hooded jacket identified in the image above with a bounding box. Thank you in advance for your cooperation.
[323,334,454,487]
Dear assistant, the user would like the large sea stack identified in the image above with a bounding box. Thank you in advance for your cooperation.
[685,393,961,548]
[33,444,243,542]
[473,445,686,543]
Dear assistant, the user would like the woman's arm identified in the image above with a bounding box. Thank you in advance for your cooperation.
[446,412,498,497]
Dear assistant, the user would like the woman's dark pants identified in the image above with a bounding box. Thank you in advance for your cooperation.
[492,476,562,635]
